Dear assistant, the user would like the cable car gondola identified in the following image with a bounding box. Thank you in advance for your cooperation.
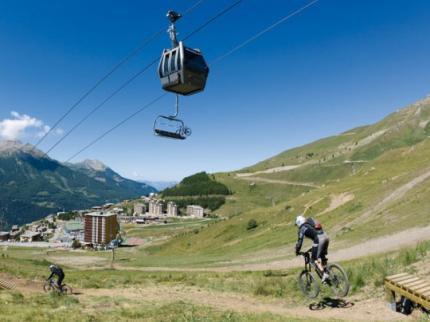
[153,10,209,140]
[158,11,209,96]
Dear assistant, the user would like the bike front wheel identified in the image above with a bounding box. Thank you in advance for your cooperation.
[327,263,350,298]
[43,282,53,293]
[298,270,320,299]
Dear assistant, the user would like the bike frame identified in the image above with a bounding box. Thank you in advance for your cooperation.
[301,248,324,279]
[48,278,63,292]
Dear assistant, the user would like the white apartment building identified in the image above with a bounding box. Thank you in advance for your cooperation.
[148,200,163,215]
[133,203,146,216]
[186,205,204,218]
[167,202,178,217]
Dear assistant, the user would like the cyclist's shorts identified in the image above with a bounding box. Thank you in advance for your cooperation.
[317,233,329,259]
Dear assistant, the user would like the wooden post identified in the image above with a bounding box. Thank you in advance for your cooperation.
[385,288,397,312]
[111,247,115,268]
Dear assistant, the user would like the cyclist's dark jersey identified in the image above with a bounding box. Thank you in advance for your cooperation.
[48,266,64,280]
[295,223,321,253]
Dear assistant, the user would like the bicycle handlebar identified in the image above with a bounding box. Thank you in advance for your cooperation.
[298,248,313,256]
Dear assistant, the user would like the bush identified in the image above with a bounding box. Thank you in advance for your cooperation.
[247,219,258,230]
[71,239,81,249]
[162,172,230,196]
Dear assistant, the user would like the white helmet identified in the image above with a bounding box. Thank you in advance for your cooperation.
[295,215,306,227]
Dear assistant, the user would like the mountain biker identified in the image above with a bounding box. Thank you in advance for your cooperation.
[47,264,65,291]
[295,215,330,282]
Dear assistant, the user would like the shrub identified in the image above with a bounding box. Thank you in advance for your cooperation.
[247,219,258,230]
[71,239,81,249]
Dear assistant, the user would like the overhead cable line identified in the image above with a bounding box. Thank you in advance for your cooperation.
[32,0,206,151]
[44,0,243,156]
[212,0,320,65]
[65,94,167,162]
[65,0,319,162]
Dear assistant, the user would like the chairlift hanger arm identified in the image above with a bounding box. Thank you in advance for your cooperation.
[170,95,179,118]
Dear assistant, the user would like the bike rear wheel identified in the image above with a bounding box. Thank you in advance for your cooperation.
[298,270,320,299]
[327,263,350,298]
[61,284,72,295]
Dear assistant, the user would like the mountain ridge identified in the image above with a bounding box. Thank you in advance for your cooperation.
[0,141,156,227]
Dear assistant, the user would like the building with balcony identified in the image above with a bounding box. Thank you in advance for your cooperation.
[84,212,118,245]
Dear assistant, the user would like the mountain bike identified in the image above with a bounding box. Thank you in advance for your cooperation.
[298,248,349,299]
[43,278,72,295]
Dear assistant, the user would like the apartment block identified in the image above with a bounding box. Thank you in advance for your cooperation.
[167,202,178,217]
[84,212,118,245]
[186,205,204,218]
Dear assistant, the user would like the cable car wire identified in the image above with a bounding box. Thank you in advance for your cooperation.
[43,0,243,156]
[31,0,206,152]
[65,93,168,163]
[65,0,319,162]
[212,0,320,65]
[3,0,244,200]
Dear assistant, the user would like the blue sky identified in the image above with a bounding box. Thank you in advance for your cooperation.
[1,0,430,181]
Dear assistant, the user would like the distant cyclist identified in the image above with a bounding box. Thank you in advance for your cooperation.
[47,264,65,291]
[295,215,330,282]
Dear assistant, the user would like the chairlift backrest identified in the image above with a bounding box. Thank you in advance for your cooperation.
[153,115,190,140]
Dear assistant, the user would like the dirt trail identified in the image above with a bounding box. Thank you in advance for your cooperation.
[1,273,406,321]
[236,165,302,177]
[81,285,406,321]
[0,273,41,295]
[336,168,430,232]
[320,192,355,215]
[236,176,320,188]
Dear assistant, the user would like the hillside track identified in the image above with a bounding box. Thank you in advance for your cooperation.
[1,276,407,321]
[335,168,430,232]
[235,176,320,188]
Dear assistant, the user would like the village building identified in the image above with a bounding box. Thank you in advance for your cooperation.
[186,205,204,218]
[148,200,163,216]
[84,212,119,245]
[0,232,10,241]
[133,203,146,216]
[167,202,178,217]
[20,231,42,242]
[111,207,124,215]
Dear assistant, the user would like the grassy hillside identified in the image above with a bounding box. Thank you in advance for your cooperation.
[138,97,430,263]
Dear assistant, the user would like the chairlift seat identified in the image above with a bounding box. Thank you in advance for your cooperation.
[153,115,191,140]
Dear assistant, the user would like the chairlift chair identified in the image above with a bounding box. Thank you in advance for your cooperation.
[153,95,191,140]
[153,115,191,140]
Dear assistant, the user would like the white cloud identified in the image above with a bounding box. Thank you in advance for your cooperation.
[0,111,62,141]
